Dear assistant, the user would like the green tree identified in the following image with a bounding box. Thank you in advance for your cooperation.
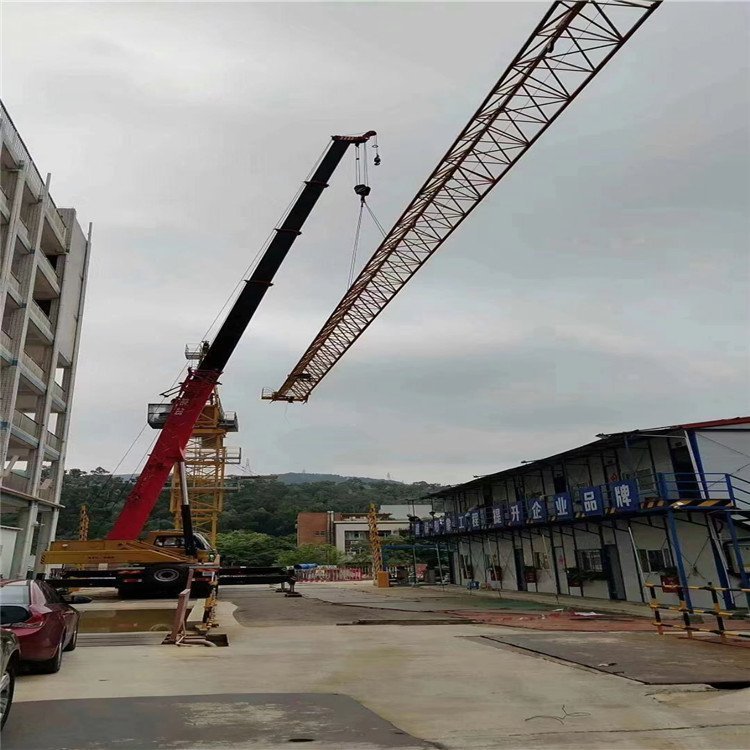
[346,541,373,567]
[277,544,343,566]
[216,530,291,566]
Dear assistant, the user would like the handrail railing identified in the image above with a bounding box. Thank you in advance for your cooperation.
[21,352,46,381]
[36,251,61,288]
[51,381,67,403]
[0,329,13,351]
[12,410,40,438]
[45,431,61,452]
[412,471,749,538]
[1,471,31,494]
[29,299,53,336]
[646,581,750,644]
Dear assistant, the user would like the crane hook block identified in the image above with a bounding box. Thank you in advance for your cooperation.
[354,184,371,198]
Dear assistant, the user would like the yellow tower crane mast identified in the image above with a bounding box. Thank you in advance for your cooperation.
[168,344,241,546]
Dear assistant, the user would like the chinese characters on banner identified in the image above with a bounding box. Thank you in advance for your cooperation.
[439,480,640,534]
[581,486,604,516]
[527,498,547,523]
[611,479,640,510]
[552,492,573,519]
[508,501,524,526]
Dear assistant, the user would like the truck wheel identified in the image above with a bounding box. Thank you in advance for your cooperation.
[145,565,189,593]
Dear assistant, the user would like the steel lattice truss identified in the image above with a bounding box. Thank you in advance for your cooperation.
[267,0,662,403]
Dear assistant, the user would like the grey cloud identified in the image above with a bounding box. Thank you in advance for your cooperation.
[2,1,748,483]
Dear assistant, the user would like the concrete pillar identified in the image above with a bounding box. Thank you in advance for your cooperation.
[33,506,57,573]
[10,501,38,577]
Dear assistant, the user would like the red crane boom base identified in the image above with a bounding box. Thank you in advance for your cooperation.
[106,369,220,540]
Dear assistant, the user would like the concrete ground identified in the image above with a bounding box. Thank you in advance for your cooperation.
[7,583,750,749]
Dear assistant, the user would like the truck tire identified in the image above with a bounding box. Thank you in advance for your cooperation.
[145,565,189,594]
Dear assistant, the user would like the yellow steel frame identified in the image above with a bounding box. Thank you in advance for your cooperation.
[368,503,383,579]
[170,387,234,545]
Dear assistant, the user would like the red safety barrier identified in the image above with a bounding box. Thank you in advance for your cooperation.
[295,567,370,582]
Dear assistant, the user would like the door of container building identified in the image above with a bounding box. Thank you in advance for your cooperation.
[554,545,569,595]
[514,547,527,591]
[669,440,701,499]
[603,544,626,600]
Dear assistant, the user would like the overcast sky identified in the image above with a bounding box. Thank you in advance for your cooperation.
[2,2,748,484]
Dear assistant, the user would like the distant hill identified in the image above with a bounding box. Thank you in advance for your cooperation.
[59,468,442,541]
[239,472,404,486]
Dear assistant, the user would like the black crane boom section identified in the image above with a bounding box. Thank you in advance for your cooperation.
[200,131,376,373]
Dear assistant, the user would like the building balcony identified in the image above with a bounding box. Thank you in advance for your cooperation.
[0,329,14,361]
[45,204,68,247]
[11,410,40,443]
[27,301,54,342]
[36,252,61,295]
[15,218,30,248]
[412,473,750,539]
[20,352,47,386]
[1,471,32,496]
[0,185,9,219]
[51,381,67,408]
[7,273,23,303]
[45,431,61,453]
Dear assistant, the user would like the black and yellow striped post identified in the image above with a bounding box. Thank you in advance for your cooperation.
[646,583,664,635]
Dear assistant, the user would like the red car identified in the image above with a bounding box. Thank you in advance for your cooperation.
[0,580,83,673]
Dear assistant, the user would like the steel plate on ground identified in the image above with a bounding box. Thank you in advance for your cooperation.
[472,632,750,685]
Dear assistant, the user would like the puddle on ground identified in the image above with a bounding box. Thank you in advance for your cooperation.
[79,608,188,633]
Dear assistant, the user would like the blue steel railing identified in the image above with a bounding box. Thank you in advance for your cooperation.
[412,472,749,538]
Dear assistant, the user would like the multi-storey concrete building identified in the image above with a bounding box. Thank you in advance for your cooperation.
[0,101,91,577]
[297,504,433,555]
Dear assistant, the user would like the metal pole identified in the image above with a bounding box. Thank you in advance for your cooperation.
[435,541,445,588]
[724,510,750,609]
[411,541,419,587]
[627,522,647,603]
[665,509,693,610]
[178,460,198,558]
[706,514,735,610]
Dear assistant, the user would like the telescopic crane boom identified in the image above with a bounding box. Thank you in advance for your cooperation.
[264,1,661,404]
[107,131,377,540]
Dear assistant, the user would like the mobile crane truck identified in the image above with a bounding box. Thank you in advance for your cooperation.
[41,131,378,598]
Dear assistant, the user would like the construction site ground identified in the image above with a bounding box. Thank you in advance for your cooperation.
[6,582,750,750]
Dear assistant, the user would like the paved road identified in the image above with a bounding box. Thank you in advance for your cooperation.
[4,694,430,750]
[10,583,750,749]
[226,587,458,626]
